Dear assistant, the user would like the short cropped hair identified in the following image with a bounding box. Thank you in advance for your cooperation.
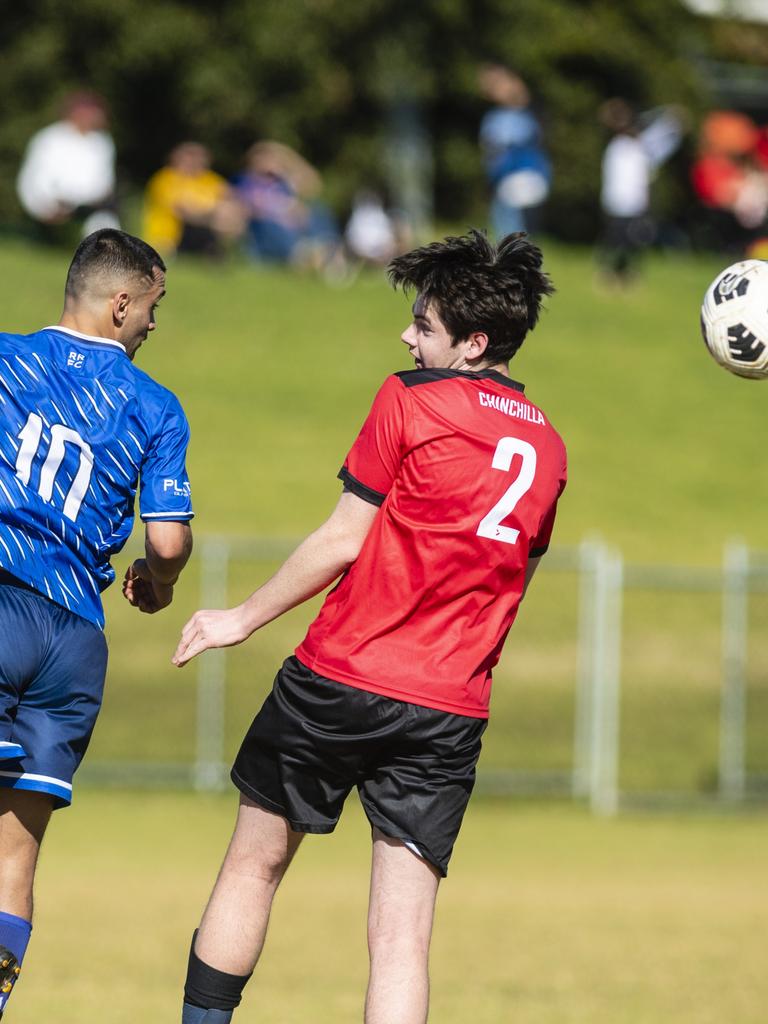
[387,230,554,363]
[65,229,166,299]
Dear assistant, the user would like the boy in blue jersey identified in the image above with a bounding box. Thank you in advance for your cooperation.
[0,229,194,1017]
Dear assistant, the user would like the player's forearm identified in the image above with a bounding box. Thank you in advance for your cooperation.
[173,493,377,666]
[238,524,357,635]
[145,523,193,584]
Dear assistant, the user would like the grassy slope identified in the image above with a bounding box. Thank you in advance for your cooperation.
[2,238,759,557]
[1,240,765,790]
[11,792,768,1024]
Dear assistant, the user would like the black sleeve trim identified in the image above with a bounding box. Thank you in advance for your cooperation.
[338,467,386,507]
[529,544,549,558]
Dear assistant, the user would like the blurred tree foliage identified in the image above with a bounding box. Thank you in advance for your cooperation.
[0,0,709,239]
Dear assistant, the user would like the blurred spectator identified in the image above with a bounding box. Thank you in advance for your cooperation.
[142,142,244,258]
[233,141,341,269]
[478,64,551,237]
[344,190,400,267]
[691,111,768,253]
[597,98,684,285]
[16,91,119,242]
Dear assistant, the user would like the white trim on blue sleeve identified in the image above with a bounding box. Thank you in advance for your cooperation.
[140,511,194,520]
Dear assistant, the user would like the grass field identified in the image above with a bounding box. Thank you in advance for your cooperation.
[9,791,768,1024]
[2,239,768,1020]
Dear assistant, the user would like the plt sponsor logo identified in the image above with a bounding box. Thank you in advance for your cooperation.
[163,478,191,497]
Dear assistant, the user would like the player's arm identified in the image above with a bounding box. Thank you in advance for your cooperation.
[123,521,193,614]
[145,520,193,583]
[125,390,195,614]
[172,490,377,667]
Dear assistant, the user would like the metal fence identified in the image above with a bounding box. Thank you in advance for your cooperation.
[81,537,768,814]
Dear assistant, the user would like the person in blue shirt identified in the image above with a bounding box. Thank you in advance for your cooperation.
[0,228,193,1018]
[478,65,551,238]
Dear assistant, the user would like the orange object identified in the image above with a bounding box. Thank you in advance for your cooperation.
[700,111,760,156]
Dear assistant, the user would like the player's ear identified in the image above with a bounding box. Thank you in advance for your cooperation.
[112,291,130,326]
[467,331,489,360]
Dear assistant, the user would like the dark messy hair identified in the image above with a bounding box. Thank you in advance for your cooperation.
[387,229,554,363]
[65,228,166,299]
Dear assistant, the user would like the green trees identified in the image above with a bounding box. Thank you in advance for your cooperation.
[0,0,706,236]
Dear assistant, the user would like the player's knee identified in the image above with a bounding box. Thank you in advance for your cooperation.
[368,918,432,962]
[224,844,291,888]
[368,891,437,951]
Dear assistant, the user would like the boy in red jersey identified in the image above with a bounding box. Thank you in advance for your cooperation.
[173,230,566,1024]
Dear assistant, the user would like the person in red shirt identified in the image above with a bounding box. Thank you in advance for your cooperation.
[173,230,567,1024]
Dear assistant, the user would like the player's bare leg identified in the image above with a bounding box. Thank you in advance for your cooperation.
[0,790,53,1016]
[182,795,304,1020]
[196,795,304,972]
[365,828,441,1024]
[0,790,51,918]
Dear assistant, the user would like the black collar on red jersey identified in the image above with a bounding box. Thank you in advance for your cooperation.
[396,367,525,392]
[477,369,525,392]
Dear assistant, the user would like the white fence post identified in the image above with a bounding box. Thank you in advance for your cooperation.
[720,540,749,802]
[573,539,599,797]
[194,537,230,791]
[589,545,623,816]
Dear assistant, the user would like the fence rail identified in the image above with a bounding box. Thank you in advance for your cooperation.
[81,536,768,814]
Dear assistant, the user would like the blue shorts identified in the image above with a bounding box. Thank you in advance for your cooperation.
[0,573,108,808]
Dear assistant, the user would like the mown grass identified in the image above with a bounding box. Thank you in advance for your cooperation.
[4,240,768,1023]
[10,791,768,1024]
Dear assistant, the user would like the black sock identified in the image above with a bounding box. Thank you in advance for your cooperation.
[184,931,252,1011]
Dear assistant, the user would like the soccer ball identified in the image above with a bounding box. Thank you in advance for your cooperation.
[700,259,768,379]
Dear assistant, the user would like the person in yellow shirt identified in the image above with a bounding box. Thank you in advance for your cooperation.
[143,143,244,257]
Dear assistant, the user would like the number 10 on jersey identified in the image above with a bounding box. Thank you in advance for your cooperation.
[16,412,94,521]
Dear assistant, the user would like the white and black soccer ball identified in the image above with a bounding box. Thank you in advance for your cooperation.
[700,259,768,380]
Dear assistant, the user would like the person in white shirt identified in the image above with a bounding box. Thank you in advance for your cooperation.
[598,98,683,285]
[17,91,120,241]
[345,190,399,266]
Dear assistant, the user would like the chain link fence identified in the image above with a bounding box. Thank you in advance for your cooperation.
[82,537,768,814]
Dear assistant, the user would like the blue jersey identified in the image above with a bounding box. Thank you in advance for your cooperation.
[0,326,193,627]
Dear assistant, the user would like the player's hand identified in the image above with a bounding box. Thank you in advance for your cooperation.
[172,606,251,667]
[122,558,174,614]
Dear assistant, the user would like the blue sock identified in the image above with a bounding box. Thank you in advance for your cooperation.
[0,911,31,1014]
[182,1005,233,1023]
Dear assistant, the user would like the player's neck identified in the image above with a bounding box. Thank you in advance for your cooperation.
[58,310,124,348]
[484,361,509,377]
[459,358,509,377]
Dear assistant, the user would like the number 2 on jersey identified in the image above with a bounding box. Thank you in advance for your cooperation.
[476,436,536,545]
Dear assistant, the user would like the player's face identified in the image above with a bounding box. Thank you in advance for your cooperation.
[123,267,166,360]
[401,295,463,370]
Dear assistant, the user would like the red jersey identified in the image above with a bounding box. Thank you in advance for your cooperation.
[296,368,567,718]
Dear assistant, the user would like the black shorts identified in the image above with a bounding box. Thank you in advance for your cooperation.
[231,656,487,876]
